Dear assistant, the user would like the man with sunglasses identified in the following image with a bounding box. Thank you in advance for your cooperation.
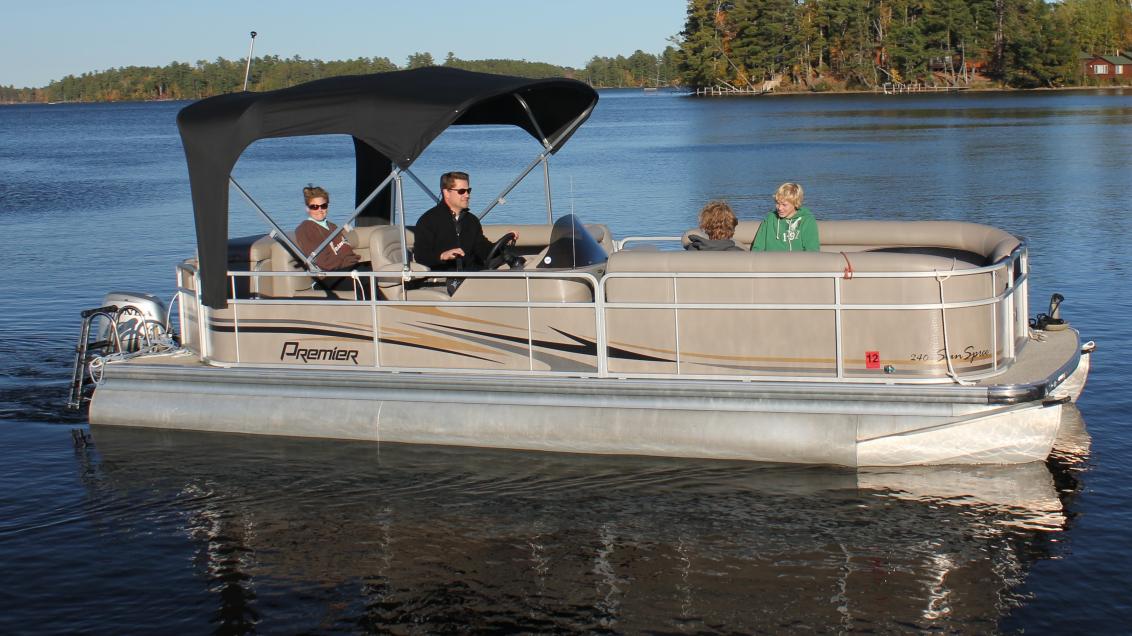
[414,171,515,271]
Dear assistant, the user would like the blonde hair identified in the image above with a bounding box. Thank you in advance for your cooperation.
[698,200,738,240]
[303,185,329,204]
[774,182,804,208]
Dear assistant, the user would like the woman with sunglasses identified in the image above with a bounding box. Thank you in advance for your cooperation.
[295,185,363,272]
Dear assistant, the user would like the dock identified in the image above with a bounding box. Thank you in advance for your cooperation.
[878,82,968,94]
[694,75,782,97]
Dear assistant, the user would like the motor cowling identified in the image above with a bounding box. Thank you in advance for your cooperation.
[96,291,169,352]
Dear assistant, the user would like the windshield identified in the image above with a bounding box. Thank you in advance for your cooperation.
[536,214,608,269]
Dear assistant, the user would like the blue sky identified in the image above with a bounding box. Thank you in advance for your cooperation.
[0,1,687,88]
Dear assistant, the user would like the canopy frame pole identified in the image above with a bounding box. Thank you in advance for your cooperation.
[233,171,397,272]
[514,94,555,223]
[394,171,411,300]
[547,100,596,149]
[478,151,549,222]
[542,157,553,224]
[401,167,439,205]
[514,94,550,149]
[538,102,599,217]
[307,170,398,264]
[477,96,596,222]
[229,176,313,269]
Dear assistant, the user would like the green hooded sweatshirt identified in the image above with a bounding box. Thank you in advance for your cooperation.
[750,206,820,252]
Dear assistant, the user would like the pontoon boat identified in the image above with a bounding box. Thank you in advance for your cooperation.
[69,68,1092,466]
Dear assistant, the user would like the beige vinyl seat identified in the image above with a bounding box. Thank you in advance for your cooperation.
[367,225,449,300]
[255,229,372,299]
[682,220,1018,262]
[604,220,1021,377]
[370,225,420,272]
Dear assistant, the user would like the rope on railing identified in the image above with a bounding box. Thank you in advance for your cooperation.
[936,259,976,386]
[349,269,363,299]
[88,334,183,387]
[840,252,854,279]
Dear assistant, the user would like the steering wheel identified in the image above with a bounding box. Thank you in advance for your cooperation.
[484,232,517,269]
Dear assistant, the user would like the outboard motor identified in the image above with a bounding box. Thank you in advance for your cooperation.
[96,291,169,353]
[68,291,173,410]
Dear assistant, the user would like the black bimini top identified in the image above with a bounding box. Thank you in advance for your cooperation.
[176,66,598,308]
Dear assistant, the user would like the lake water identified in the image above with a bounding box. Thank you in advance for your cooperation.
[1,88,1130,633]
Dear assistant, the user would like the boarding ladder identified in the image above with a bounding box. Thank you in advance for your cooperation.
[66,304,173,410]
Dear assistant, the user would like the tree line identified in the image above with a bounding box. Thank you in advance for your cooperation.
[5,0,1129,105]
[675,0,1132,90]
[582,48,682,87]
[0,50,682,104]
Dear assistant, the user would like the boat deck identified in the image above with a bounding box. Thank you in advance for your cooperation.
[974,327,1081,401]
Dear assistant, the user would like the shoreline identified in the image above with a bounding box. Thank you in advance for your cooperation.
[3,84,1129,107]
[668,84,1132,97]
[775,84,1131,95]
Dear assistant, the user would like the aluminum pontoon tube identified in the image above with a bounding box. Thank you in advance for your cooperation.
[88,359,1071,467]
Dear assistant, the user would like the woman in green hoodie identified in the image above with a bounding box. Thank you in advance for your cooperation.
[750,182,820,252]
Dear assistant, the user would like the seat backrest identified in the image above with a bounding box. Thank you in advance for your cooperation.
[688,220,1018,258]
[368,225,434,290]
[369,225,416,269]
[347,225,377,263]
[248,234,276,266]
[266,235,317,297]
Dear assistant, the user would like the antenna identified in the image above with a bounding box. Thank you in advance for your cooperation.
[243,31,258,91]
[570,175,575,217]
[570,176,576,265]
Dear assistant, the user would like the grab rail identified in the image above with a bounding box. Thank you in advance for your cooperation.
[616,236,682,251]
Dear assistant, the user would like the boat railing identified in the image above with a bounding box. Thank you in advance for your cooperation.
[176,243,1027,384]
[615,236,683,251]
[179,265,603,372]
[596,260,1024,383]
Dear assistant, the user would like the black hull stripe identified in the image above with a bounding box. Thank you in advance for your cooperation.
[421,321,674,364]
[421,322,597,356]
[547,326,672,363]
[210,324,372,340]
[382,339,498,363]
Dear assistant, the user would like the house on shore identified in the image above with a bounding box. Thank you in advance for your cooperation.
[1082,52,1132,82]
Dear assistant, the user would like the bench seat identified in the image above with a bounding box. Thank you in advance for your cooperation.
[602,224,1016,378]
[684,220,1019,264]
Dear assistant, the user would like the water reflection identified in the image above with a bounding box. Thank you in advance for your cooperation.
[82,407,1089,633]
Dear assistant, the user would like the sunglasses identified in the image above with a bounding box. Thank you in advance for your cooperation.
[446,188,472,195]
[307,202,329,210]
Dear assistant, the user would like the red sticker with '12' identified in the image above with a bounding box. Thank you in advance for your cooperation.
[865,351,880,369]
